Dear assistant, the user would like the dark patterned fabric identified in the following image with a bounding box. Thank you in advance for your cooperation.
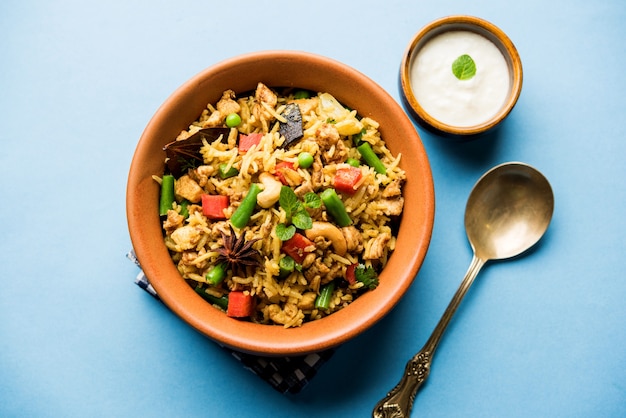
[127,251,334,394]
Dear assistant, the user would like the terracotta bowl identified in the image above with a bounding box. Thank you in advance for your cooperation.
[126,50,434,356]
[400,15,523,137]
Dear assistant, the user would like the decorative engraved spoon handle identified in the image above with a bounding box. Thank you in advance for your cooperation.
[372,255,485,418]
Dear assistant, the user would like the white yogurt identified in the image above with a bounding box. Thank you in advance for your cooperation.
[410,30,510,127]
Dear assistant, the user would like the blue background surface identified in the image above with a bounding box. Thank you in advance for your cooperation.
[2,1,625,417]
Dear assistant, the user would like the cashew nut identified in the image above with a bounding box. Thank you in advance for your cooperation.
[256,172,282,208]
[305,221,347,256]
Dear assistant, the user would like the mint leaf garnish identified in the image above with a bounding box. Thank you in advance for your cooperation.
[452,54,476,80]
[292,210,313,230]
[277,186,314,235]
[276,223,296,241]
[303,192,321,209]
[279,186,299,220]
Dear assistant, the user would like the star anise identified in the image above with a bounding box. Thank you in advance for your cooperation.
[163,127,230,177]
[215,225,262,276]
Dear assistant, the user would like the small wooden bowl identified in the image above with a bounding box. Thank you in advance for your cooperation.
[127,51,435,356]
[400,15,523,137]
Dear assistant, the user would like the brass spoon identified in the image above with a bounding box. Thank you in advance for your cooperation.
[373,162,554,418]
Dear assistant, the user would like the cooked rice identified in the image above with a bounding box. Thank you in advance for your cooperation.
[159,83,406,327]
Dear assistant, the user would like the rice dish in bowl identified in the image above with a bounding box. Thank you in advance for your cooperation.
[158,83,406,328]
[126,51,434,355]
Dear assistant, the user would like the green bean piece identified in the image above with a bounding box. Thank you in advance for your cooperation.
[218,163,239,179]
[320,188,352,227]
[206,263,227,285]
[230,183,262,228]
[293,90,311,99]
[346,157,360,167]
[315,282,335,310]
[357,142,387,175]
[194,285,228,311]
[179,199,190,219]
[278,255,295,278]
[159,174,175,216]
[352,127,367,146]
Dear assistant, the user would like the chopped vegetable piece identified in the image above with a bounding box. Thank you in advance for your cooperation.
[205,263,227,285]
[238,133,263,154]
[163,128,230,177]
[159,174,175,216]
[281,232,315,264]
[278,255,296,278]
[345,263,358,285]
[320,188,352,227]
[319,93,348,121]
[230,183,262,228]
[357,142,387,175]
[201,194,229,220]
[297,151,314,168]
[352,128,367,146]
[346,157,360,167]
[274,161,295,185]
[333,167,363,196]
[227,291,255,318]
[179,199,190,219]
[355,264,379,290]
[195,285,228,311]
[315,282,335,310]
[293,90,311,99]
[279,103,304,147]
[218,163,239,179]
[225,113,241,128]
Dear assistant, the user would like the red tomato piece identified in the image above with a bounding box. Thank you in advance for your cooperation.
[281,233,315,264]
[238,133,263,154]
[346,263,358,285]
[333,167,363,196]
[201,194,229,219]
[227,291,255,318]
[274,161,296,185]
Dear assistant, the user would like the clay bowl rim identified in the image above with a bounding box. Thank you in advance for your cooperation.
[400,15,523,137]
[126,50,435,356]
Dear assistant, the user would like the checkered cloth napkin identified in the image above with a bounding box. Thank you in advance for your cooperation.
[127,250,334,394]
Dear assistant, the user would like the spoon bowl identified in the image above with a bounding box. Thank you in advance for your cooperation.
[373,162,554,417]
[466,162,554,261]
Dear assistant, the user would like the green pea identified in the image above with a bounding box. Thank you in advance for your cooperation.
[225,113,241,128]
[298,152,314,168]
[346,158,360,167]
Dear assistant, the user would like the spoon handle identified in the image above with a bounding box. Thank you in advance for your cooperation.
[372,255,485,418]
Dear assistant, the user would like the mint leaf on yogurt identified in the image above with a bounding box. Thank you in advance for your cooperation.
[452,54,476,80]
